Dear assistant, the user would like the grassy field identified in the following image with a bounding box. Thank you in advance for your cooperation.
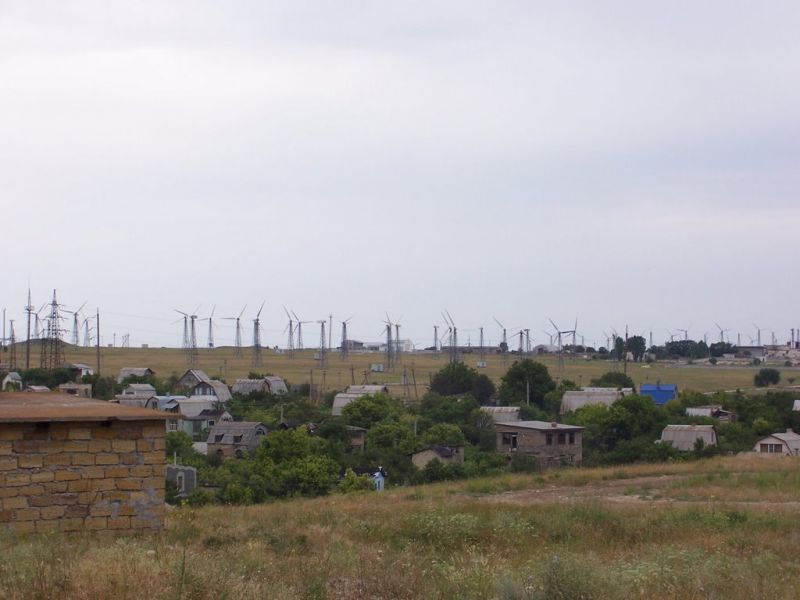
[26,343,800,398]
[2,455,800,599]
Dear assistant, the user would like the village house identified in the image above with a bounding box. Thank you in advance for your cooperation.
[116,367,155,384]
[495,421,584,468]
[753,429,800,455]
[177,369,211,390]
[114,383,158,408]
[411,445,465,470]
[660,424,717,451]
[207,421,268,459]
[160,397,231,437]
[0,392,170,533]
[480,406,521,423]
[560,387,632,414]
[190,380,232,404]
[332,384,389,416]
[231,375,288,396]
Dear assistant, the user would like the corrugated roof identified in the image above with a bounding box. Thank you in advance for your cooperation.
[0,393,173,422]
[495,420,584,431]
[232,379,268,395]
[660,424,716,451]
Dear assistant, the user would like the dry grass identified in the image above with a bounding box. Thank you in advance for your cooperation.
[2,456,800,599]
[31,344,800,396]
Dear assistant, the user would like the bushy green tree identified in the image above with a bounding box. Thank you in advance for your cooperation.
[422,423,466,447]
[341,393,403,429]
[339,468,375,493]
[429,363,495,403]
[498,359,555,408]
[590,371,635,390]
[754,368,780,387]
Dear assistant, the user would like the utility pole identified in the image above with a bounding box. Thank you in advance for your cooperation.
[96,308,101,375]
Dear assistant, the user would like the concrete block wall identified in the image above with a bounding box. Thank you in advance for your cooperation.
[0,419,166,533]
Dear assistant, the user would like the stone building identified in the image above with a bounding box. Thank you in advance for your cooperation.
[0,393,171,533]
[495,420,584,467]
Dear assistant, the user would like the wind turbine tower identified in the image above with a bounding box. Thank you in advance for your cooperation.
[222,305,246,357]
[317,320,327,369]
[252,302,265,367]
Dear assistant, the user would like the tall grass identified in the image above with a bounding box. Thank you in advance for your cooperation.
[1,456,799,599]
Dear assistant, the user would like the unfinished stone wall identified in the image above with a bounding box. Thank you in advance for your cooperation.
[0,419,166,533]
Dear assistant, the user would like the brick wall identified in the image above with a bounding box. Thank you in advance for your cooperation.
[0,419,166,533]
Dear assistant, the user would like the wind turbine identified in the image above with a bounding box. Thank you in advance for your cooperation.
[317,319,327,368]
[222,305,246,357]
[713,322,730,344]
[383,313,395,368]
[443,310,458,364]
[753,323,763,346]
[173,309,190,350]
[64,301,86,346]
[202,305,216,348]
[293,311,310,350]
[252,302,265,367]
[493,317,508,361]
[549,318,570,370]
[340,316,353,360]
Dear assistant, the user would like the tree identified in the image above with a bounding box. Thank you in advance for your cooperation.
[498,359,555,408]
[590,371,635,390]
[422,423,466,447]
[341,393,403,429]
[754,368,780,387]
[626,336,647,362]
[365,421,415,454]
[339,469,375,493]
[429,363,496,403]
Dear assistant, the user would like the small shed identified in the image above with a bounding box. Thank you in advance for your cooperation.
[165,464,198,498]
[753,430,800,455]
[660,424,716,451]
[207,421,268,458]
[264,376,288,395]
[0,392,171,533]
[560,388,631,414]
[231,379,268,395]
[640,383,678,406]
[117,367,155,384]
[685,405,737,423]
[2,372,23,391]
[57,383,93,398]
[412,445,465,469]
[347,425,366,451]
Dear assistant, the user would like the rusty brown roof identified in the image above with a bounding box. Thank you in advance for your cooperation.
[0,392,173,422]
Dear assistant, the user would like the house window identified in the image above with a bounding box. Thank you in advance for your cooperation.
[168,421,178,432]
[214,434,224,443]
[176,472,185,492]
[760,443,781,453]
[208,420,215,427]
[501,432,518,449]
[233,435,243,443]
[546,433,553,446]
[557,433,566,445]
[569,432,575,445]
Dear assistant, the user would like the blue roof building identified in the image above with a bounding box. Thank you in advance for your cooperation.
[640,383,678,406]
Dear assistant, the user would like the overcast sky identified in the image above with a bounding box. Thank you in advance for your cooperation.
[2,1,799,350]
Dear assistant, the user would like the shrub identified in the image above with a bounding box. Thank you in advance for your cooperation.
[754,368,780,387]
